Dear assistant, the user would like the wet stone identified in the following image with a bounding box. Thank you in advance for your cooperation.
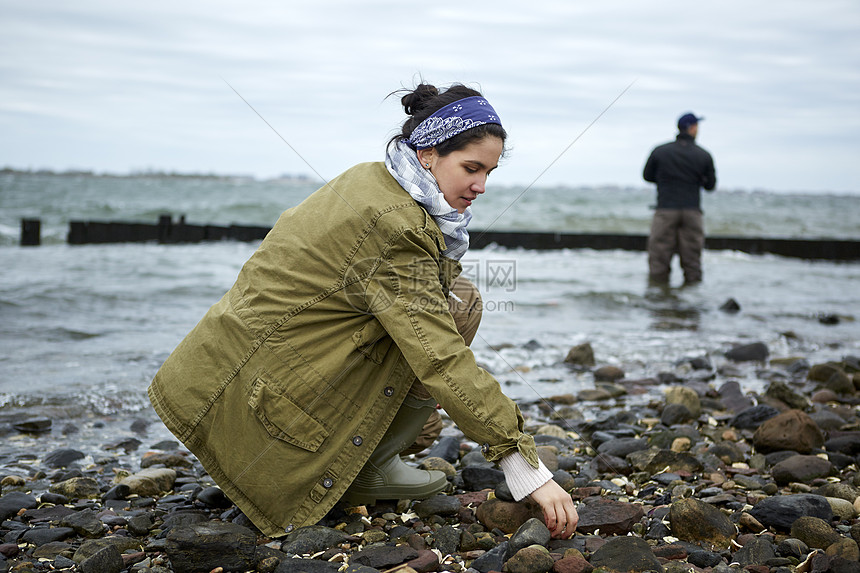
[504,544,554,573]
[733,537,777,566]
[790,515,841,549]
[589,535,665,573]
[509,518,551,554]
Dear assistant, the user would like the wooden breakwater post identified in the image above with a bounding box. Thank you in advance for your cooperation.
[66,214,271,245]
[20,219,41,246]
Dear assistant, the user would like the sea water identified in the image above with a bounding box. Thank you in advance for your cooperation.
[1,171,859,426]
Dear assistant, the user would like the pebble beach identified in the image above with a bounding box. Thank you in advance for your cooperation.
[2,339,859,573]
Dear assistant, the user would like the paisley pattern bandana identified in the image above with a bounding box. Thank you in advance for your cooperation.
[385,139,471,261]
[407,96,502,150]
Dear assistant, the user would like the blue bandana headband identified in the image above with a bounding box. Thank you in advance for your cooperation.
[407,96,502,149]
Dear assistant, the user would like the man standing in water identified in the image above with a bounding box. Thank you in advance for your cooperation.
[643,112,717,285]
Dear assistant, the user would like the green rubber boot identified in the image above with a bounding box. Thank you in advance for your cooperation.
[343,395,448,505]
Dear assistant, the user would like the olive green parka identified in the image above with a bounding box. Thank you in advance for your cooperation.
[148,162,539,537]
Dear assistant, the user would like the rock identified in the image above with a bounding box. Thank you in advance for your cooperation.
[414,494,462,519]
[281,525,348,555]
[593,366,624,382]
[790,515,840,549]
[719,381,755,413]
[719,298,741,313]
[725,341,769,362]
[815,482,860,503]
[419,456,457,477]
[730,405,781,429]
[0,492,38,521]
[140,451,193,468]
[665,386,702,417]
[476,498,543,534]
[73,539,145,566]
[809,363,846,382]
[431,524,460,556]
[826,538,860,561]
[462,466,506,490]
[752,409,824,453]
[119,467,177,496]
[777,537,809,559]
[552,553,593,573]
[49,477,100,499]
[640,449,703,475]
[537,424,568,439]
[575,497,644,536]
[688,550,723,568]
[195,486,232,509]
[749,494,833,530]
[732,537,776,566]
[79,545,123,573]
[661,403,695,426]
[472,541,510,573]
[765,381,810,410]
[12,418,52,433]
[425,435,461,462]
[165,522,257,573]
[596,437,648,458]
[825,433,860,456]
[59,509,105,538]
[822,370,855,395]
[351,545,419,569]
[668,498,736,549]
[577,389,612,401]
[102,484,131,501]
[564,343,594,367]
[826,497,857,521]
[275,559,339,573]
[504,544,554,573]
[43,448,86,468]
[588,536,665,573]
[771,454,833,485]
[21,526,76,545]
[509,518,551,554]
[407,549,440,572]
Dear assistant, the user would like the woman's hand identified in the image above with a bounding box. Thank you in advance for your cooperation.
[529,480,578,539]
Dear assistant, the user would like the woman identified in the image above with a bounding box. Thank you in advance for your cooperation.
[148,83,578,538]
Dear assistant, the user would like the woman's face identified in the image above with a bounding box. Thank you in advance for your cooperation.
[417,136,503,213]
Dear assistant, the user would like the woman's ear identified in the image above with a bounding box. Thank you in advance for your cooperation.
[416,148,436,169]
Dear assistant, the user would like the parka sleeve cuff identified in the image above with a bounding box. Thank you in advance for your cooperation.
[499,451,554,501]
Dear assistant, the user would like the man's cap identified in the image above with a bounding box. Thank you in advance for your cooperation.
[678,112,703,131]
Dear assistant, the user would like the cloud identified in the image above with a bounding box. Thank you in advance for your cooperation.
[1,0,858,192]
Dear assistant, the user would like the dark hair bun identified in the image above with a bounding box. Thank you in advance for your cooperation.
[401,84,439,116]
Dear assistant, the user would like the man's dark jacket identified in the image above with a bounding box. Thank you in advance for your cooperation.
[643,132,716,209]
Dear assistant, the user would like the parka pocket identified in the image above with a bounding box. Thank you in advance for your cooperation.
[351,320,394,364]
[248,374,329,452]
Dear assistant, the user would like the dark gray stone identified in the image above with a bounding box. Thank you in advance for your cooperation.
[596,437,648,458]
[730,405,780,430]
[43,448,86,468]
[79,545,123,573]
[589,536,665,572]
[749,494,833,530]
[425,436,461,463]
[281,525,348,556]
[196,486,233,509]
[661,403,695,426]
[471,541,509,573]
[59,508,105,538]
[726,342,769,362]
[509,518,551,554]
[688,550,723,568]
[0,492,38,521]
[21,527,76,546]
[165,522,257,573]
[413,494,462,519]
[350,545,418,569]
[461,466,505,491]
[733,537,776,566]
[431,524,460,556]
[275,559,340,573]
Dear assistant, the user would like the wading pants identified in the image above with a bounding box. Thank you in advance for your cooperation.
[648,208,705,284]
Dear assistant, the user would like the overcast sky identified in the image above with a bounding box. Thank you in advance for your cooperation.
[2,0,859,193]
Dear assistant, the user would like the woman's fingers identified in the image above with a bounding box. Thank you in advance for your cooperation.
[531,480,579,538]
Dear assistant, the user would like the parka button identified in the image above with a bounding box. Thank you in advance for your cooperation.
[383,387,394,397]
[481,443,490,454]
[285,524,294,533]
[352,436,363,446]
[322,477,333,489]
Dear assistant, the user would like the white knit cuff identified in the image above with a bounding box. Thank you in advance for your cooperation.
[498,451,554,501]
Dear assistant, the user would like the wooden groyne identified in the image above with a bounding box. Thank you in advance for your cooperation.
[17,216,860,261]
